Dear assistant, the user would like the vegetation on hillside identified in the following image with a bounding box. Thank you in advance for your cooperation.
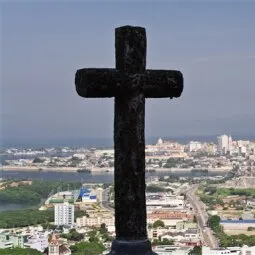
[0,248,41,255]
[0,180,82,205]
[0,209,54,228]
[0,208,87,228]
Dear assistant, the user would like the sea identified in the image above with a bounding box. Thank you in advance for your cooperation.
[2,134,255,149]
[0,169,226,183]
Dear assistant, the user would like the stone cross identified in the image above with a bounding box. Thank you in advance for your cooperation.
[75,26,183,255]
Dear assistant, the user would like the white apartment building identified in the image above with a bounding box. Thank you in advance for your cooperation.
[188,141,202,152]
[23,232,48,252]
[217,135,232,154]
[54,202,74,227]
[239,146,247,155]
[76,215,114,228]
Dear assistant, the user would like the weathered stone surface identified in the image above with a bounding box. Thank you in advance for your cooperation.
[115,26,146,74]
[75,69,183,98]
[144,70,183,98]
[74,25,184,255]
[114,26,147,242]
[114,92,146,240]
[75,68,122,98]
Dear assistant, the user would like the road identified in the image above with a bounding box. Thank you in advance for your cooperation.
[185,184,219,248]
[101,187,114,212]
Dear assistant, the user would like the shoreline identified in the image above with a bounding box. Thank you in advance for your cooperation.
[1,166,232,173]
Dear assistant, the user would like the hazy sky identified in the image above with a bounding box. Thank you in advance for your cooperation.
[1,1,255,146]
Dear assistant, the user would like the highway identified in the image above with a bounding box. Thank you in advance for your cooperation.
[101,187,114,212]
[185,184,219,248]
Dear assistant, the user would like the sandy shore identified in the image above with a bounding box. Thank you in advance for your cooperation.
[2,166,79,172]
[1,166,232,173]
[2,166,113,173]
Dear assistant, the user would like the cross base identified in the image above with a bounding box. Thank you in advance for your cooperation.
[107,239,158,255]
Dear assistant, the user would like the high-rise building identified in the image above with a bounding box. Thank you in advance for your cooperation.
[54,202,74,227]
[188,141,202,152]
[217,135,232,154]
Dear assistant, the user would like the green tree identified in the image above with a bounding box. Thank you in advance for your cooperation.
[208,215,221,230]
[0,207,86,228]
[87,230,100,243]
[70,241,106,255]
[189,246,202,255]
[32,157,45,163]
[61,229,84,241]
[0,180,82,205]
[152,238,173,245]
[146,185,165,192]
[99,223,108,234]
[153,220,165,228]
[0,209,54,228]
[0,248,41,255]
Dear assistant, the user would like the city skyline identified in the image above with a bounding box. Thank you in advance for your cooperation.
[1,2,255,146]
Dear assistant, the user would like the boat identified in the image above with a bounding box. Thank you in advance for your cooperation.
[77,168,91,173]
[191,169,208,174]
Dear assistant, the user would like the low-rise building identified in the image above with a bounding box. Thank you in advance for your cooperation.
[176,222,197,231]
[241,212,254,220]
[76,215,114,228]
[147,210,193,227]
[0,230,49,251]
[152,245,192,255]
[23,232,48,252]
[220,220,255,231]
[0,240,13,249]
[202,245,255,255]
[148,228,200,246]
[246,199,255,207]
[7,232,28,248]
[146,193,185,210]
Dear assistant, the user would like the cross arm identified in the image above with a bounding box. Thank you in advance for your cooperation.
[143,70,183,98]
[75,68,183,98]
[75,68,127,98]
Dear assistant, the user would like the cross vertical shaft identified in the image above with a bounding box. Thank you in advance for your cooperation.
[114,94,146,239]
[114,26,147,240]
